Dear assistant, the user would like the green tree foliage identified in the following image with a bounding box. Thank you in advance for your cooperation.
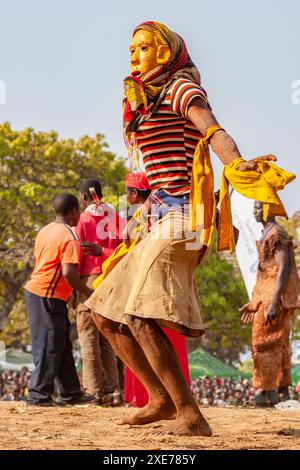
[0,122,127,346]
[195,245,250,365]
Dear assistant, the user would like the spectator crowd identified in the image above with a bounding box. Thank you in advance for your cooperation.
[191,375,300,406]
[0,368,30,401]
[1,368,300,406]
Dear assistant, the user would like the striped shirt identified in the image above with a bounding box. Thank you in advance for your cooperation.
[136,78,208,196]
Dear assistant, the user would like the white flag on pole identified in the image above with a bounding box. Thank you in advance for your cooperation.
[230,191,263,298]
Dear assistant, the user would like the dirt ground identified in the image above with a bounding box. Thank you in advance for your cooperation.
[1,402,300,450]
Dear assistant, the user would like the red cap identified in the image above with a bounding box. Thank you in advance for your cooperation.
[125,172,151,190]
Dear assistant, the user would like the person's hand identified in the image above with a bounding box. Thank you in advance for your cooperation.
[237,154,277,173]
[122,217,139,245]
[82,286,94,298]
[70,291,77,310]
[81,242,102,257]
[122,225,131,248]
[264,301,280,325]
[239,303,256,324]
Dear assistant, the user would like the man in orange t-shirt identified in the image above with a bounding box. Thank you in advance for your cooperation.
[25,193,94,406]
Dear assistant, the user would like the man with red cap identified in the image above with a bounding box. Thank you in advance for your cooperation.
[123,172,191,408]
[125,172,152,209]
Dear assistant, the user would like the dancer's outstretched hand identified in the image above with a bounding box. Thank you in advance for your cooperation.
[238,154,277,173]
[239,303,256,323]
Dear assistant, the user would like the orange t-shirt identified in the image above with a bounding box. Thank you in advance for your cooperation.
[25,222,81,301]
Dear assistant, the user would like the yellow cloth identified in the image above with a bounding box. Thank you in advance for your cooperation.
[218,158,295,252]
[92,209,144,290]
[189,125,295,254]
[189,124,224,245]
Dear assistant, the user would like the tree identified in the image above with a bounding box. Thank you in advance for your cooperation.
[0,122,128,346]
[195,244,250,365]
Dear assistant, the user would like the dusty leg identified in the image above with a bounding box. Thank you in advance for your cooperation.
[92,313,176,425]
[126,315,212,437]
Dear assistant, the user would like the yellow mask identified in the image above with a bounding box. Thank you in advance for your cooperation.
[130,29,171,78]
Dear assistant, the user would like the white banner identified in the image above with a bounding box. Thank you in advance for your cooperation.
[230,191,263,298]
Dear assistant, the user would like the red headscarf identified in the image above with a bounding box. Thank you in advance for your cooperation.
[125,172,151,191]
[123,21,201,133]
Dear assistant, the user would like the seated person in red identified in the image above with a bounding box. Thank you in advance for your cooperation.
[123,172,191,407]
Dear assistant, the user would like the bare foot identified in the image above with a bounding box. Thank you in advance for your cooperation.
[151,415,213,437]
[117,399,176,426]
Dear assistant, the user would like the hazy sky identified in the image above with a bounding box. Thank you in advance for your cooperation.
[0,0,299,214]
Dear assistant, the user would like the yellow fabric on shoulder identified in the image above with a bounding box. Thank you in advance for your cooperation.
[189,124,224,246]
[92,208,144,290]
[189,124,295,254]
[218,158,295,253]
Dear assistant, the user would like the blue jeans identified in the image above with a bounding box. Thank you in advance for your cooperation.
[150,190,189,220]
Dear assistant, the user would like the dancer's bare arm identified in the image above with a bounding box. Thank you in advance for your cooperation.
[188,97,276,170]
[264,246,289,324]
[62,263,93,297]
[126,98,277,234]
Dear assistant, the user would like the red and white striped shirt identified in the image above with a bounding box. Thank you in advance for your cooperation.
[136,78,208,196]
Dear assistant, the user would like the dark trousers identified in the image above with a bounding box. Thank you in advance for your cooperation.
[25,290,81,403]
